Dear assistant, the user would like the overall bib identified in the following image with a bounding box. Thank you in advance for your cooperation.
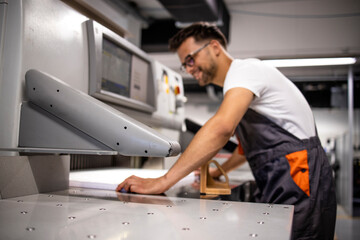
[236,109,337,240]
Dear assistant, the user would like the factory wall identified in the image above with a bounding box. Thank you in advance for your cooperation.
[227,0,360,59]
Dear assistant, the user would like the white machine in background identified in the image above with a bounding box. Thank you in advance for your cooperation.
[154,61,186,117]
[151,61,187,169]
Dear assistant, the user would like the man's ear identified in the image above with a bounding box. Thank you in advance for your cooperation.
[210,40,222,56]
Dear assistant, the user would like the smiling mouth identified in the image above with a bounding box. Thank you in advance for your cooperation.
[193,72,200,80]
[192,67,202,80]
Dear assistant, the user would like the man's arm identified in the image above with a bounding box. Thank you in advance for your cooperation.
[116,87,254,194]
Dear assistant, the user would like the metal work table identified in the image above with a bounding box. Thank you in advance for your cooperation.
[0,189,293,240]
[0,169,294,240]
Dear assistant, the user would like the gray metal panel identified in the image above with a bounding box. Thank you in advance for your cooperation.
[25,69,181,157]
[0,189,293,240]
[347,66,354,215]
[0,155,69,199]
[19,102,114,152]
[0,156,38,199]
[0,1,7,63]
[28,155,70,194]
[0,0,22,154]
[0,147,117,155]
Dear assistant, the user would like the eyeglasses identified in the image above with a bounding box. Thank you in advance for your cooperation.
[180,42,210,72]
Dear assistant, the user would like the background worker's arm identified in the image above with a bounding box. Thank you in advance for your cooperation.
[116,87,254,194]
[210,148,247,179]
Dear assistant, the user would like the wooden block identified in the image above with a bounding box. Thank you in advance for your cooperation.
[200,159,231,195]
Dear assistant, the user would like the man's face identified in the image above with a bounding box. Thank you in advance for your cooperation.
[177,37,217,86]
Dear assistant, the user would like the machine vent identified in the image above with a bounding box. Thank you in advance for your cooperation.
[142,0,230,52]
[158,0,220,22]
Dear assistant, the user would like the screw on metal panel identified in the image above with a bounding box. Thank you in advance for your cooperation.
[262,212,270,215]
[68,216,76,220]
[182,228,190,231]
[26,227,35,232]
[249,233,258,237]
[122,222,130,225]
[117,142,119,145]
[33,88,36,91]
[57,89,59,92]
[257,221,265,224]
[87,235,96,239]
[145,150,148,153]
[124,126,127,129]
[21,211,28,214]
[50,104,53,107]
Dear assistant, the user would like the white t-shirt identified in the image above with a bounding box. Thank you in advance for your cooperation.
[223,59,316,140]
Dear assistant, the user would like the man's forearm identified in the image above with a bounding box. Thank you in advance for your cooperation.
[164,115,234,189]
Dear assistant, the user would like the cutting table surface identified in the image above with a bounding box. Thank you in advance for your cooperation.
[0,191,293,239]
[0,168,293,239]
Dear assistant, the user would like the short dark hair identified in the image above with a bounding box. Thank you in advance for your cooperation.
[169,22,227,51]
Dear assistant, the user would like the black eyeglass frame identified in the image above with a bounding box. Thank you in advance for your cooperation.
[180,42,211,72]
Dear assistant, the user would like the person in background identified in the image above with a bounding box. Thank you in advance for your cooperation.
[116,22,336,239]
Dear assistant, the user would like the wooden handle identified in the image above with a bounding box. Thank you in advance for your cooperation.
[207,159,229,185]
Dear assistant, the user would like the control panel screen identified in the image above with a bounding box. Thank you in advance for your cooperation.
[102,37,131,98]
[87,20,155,113]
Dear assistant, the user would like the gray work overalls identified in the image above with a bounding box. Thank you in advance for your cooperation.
[236,109,337,240]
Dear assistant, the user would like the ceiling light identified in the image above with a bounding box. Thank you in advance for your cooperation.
[263,57,357,67]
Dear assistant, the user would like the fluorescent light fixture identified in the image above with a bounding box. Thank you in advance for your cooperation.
[263,57,357,67]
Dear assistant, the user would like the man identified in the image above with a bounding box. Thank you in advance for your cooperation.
[116,22,336,239]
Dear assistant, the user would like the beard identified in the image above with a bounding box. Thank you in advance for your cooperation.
[197,58,217,86]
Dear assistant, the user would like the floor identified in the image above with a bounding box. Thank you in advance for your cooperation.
[335,205,360,240]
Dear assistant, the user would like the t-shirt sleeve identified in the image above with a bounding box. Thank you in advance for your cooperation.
[223,60,266,98]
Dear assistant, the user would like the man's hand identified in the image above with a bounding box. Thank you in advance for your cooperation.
[115,175,168,195]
